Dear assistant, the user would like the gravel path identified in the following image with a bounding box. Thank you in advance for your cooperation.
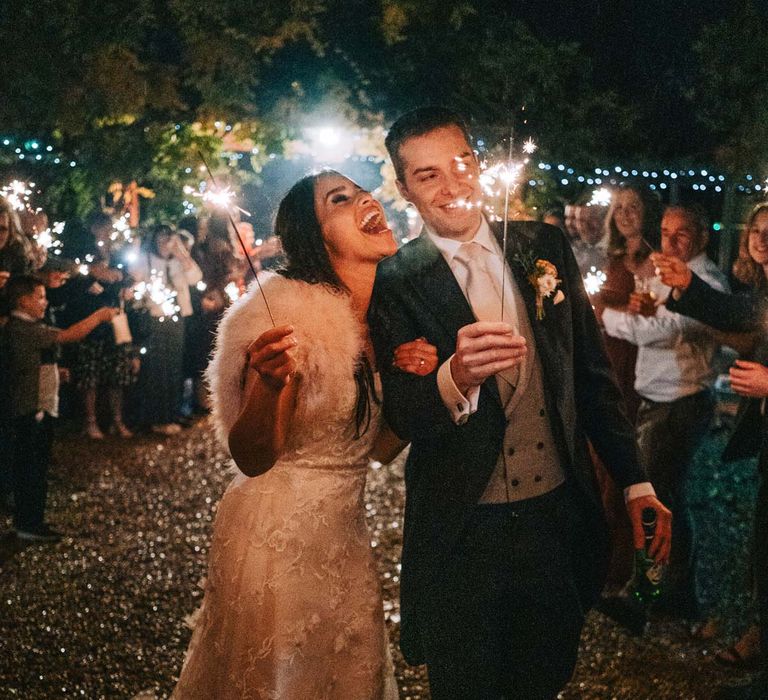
[0,417,760,699]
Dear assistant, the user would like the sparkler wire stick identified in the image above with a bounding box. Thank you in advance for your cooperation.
[197,150,275,326]
[499,128,514,321]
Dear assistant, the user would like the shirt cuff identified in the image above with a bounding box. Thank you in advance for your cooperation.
[437,355,479,425]
[624,481,656,503]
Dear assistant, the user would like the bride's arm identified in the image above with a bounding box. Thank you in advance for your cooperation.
[370,424,407,464]
[228,325,301,477]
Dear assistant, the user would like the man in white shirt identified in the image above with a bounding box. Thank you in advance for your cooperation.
[571,201,610,276]
[602,204,728,621]
[369,106,672,700]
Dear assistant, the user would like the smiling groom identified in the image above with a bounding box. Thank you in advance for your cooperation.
[368,107,672,699]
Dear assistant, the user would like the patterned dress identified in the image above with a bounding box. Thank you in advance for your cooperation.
[173,276,398,700]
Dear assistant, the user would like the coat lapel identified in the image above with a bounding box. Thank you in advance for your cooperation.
[491,222,566,402]
[407,232,501,405]
[409,233,476,337]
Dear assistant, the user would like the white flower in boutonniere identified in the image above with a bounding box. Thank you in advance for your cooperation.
[515,251,564,320]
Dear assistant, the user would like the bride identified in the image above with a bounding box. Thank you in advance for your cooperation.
[173,172,437,699]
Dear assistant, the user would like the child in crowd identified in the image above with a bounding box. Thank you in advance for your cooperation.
[2,275,117,542]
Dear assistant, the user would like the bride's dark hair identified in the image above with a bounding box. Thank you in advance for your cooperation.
[275,172,379,438]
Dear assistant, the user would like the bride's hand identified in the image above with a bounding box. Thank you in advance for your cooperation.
[393,337,438,376]
[246,325,298,390]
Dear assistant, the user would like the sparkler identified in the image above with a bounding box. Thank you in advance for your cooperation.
[224,281,242,303]
[1,180,33,211]
[499,128,515,320]
[583,266,607,295]
[110,213,135,245]
[182,184,252,217]
[196,150,274,326]
[588,187,612,207]
[133,269,181,322]
[34,221,65,255]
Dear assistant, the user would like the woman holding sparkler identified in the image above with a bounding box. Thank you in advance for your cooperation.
[597,184,662,421]
[173,172,435,699]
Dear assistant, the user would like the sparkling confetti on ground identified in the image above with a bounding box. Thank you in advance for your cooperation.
[0,418,759,698]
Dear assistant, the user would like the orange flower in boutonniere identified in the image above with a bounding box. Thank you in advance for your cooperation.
[515,251,564,320]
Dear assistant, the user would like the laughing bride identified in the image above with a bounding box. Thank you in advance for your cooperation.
[172,172,437,699]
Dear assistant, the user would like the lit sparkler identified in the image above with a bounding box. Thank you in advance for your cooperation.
[224,281,242,302]
[182,183,252,218]
[133,269,181,322]
[1,180,34,211]
[34,221,65,255]
[583,266,607,295]
[110,213,135,244]
[588,187,612,207]
[197,150,274,326]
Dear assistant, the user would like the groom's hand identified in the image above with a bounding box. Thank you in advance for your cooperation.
[451,321,527,394]
[626,495,672,564]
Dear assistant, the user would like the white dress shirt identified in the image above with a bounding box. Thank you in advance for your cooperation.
[602,253,729,403]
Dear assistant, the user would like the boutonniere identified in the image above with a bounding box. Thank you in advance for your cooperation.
[514,251,564,320]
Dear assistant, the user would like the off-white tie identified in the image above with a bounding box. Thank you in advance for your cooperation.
[454,241,519,390]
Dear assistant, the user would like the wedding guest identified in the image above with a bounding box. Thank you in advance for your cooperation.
[4,275,117,542]
[563,203,580,241]
[597,184,663,421]
[571,200,609,276]
[131,225,203,435]
[65,213,135,439]
[0,198,35,276]
[603,205,729,623]
[654,202,768,699]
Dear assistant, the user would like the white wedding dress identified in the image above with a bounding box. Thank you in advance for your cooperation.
[173,275,398,700]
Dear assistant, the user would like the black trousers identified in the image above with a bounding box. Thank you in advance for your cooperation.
[420,484,587,700]
[11,413,54,531]
[635,390,715,617]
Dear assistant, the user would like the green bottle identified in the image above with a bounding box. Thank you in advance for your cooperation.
[631,507,664,604]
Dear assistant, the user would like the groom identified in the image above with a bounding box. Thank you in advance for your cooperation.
[368,107,672,699]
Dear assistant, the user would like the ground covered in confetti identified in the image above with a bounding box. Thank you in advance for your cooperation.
[0,415,761,699]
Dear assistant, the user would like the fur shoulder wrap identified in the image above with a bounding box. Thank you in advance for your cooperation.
[205,274,364,452]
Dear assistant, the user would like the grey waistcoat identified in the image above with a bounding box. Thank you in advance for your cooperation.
[478,276,565,503]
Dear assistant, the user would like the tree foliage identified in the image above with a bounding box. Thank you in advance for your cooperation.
[2,0,764,220]
[689,1,768,173]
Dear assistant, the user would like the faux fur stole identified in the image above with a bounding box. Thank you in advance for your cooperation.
[206,273,364,453]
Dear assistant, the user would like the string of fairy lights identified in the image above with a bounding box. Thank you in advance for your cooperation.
[2,131,767,196]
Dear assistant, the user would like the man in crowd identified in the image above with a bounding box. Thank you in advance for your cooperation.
[602,204,728,622]
[571,201,609,276]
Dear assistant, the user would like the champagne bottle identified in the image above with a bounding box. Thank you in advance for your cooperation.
[631,507,664,604]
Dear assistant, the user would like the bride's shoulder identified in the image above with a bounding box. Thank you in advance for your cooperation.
[220,273,357,337]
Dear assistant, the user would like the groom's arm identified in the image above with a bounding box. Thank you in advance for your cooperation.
[558,231,647,490]
[369,267,458,443]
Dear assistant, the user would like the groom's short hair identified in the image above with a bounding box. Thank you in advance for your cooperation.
[385,106,473,182]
